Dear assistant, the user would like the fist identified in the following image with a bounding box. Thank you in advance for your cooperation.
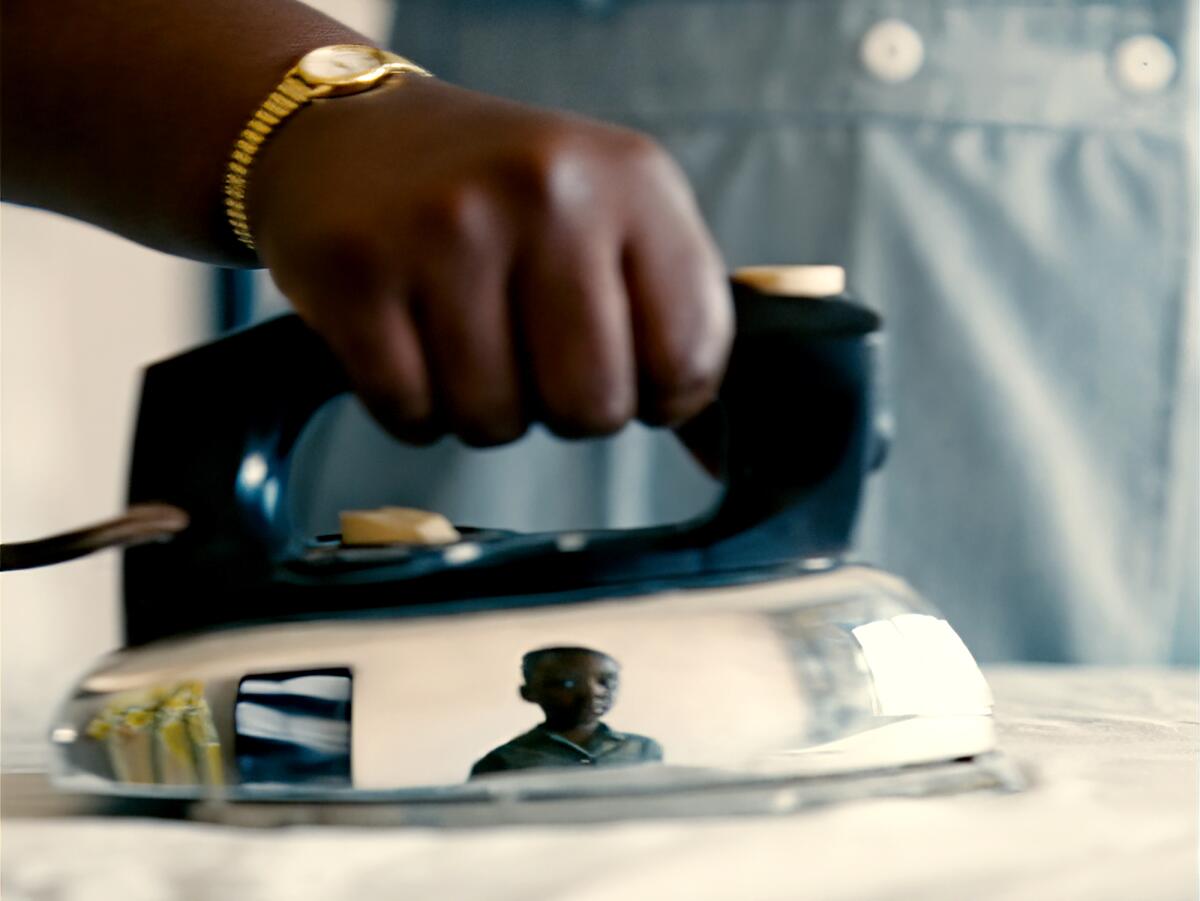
[249,77,732,445]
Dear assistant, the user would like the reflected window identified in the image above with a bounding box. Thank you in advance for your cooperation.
[852,616,992,716]
[234,667,353,786]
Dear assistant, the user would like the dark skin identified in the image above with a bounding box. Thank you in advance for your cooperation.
[520,651,620,747]
[2,0,733,447]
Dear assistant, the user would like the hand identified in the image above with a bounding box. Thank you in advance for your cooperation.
[249,77,732,446]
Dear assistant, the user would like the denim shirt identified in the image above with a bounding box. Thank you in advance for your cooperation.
[322,0,1197,664]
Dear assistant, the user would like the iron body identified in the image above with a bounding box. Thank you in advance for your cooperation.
[49,275,1017,822]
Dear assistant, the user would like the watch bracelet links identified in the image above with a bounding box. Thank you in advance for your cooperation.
[223,76,313,252]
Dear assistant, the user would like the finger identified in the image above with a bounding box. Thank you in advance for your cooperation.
[324,297,441,444]
[417,252,526,447]
[622,166,732,426]
[515,234,636,437]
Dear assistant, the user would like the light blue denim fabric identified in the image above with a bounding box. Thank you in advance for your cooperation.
[294,0,1199,663]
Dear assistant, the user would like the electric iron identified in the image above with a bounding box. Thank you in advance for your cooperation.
[27,265,1018,825]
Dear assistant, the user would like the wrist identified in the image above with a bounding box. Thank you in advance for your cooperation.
[223,44,432,253]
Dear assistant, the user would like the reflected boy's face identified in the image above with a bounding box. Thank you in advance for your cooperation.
[521,652,620,728]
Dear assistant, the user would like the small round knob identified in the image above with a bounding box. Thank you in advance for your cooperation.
[732,265,847,298]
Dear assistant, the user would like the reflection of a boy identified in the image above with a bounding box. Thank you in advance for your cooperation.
[469,646,663,779]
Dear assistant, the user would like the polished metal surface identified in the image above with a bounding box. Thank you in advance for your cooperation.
[49,565,1006,821]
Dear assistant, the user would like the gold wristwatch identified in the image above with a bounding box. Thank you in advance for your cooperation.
[224,44,432,251]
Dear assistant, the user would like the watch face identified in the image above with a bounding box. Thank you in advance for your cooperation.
[298,46,384,85]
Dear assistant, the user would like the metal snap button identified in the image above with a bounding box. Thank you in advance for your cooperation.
[1113,34,1176,94]
[860,19,925,84]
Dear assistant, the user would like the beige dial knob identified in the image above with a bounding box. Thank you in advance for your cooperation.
[732,265,846,298]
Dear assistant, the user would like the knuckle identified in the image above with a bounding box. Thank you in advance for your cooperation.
[456,415,529,448]
[649,362,722,424]
[670,346,726,397]
[494,132,545,186]
[585,398,635,436]
[505,138,571,211]
[617,130,667,166]
[438,368,528,447]
[546,381,635,437]
[647,312,733,423]
[355,365,432,423]
[501,126,676,226]
[614,131,678,185]
[423,184,494,250]
[655,374,721,424]
[360,392,442,445]
[503,129,606,221]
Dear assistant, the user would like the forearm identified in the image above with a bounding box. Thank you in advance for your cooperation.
[1,0,367,265]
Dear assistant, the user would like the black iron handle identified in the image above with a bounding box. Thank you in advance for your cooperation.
[121,279,882,643]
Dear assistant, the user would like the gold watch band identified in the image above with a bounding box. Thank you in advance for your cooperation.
[223,48,431,252]
[224,75,314,250]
